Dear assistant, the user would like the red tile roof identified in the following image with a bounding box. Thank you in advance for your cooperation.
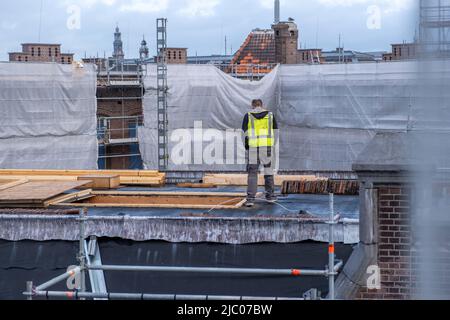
[231,29,276,74]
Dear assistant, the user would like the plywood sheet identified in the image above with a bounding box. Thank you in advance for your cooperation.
[0,181,90,205]
[49,191,247,210]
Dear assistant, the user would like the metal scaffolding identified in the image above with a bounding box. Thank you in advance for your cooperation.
[94,58,146,167]
[420,0,450,57]
[157,18,169,171]
[23,194,343,301]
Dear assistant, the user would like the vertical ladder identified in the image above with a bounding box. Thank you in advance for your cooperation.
[157,18,169,171]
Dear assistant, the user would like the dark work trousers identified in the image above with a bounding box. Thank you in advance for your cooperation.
[247,147,275,200]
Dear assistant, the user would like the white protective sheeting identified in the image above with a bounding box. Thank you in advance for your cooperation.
[0,62,98,169]
[0,135,98,169]
[139,61,448,172]
[139,64,279,171]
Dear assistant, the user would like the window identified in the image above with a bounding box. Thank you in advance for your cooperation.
[68,58,71,64]
[31,47,35,56]
[61,57,65,64]
[18,56,22,61]
[49,48,52,56]
[38,47,41,56]
[55,47,59,56]
[25,56,28,62]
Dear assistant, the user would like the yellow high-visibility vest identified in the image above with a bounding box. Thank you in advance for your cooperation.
[247,112,274,148]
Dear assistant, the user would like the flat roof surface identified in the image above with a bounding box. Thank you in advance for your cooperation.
[75,186,359,219]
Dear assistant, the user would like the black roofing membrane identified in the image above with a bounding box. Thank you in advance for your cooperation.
[0,239,354,300]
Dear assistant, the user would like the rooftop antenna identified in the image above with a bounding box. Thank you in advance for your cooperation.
[274,0,280,24]
[315,16,320,49]
[338,34,342,63]
[38,0,44,42]
[225,35,227,55]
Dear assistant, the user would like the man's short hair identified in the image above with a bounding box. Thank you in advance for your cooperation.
[252,99,263,107]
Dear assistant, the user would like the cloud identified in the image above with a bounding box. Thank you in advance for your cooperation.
[317,0,414,14]
[120,0,169,13]
[60,0,168,12]
[1,21,18,30]
[259,0,288,9]
[177,0,220,17]
[60,0,117,9]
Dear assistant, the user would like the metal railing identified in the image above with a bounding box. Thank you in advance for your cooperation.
[23,194,342,300]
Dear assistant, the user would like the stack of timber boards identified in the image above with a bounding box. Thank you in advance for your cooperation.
[0,180,90,208]
[202,174,320,187]
[281,179,359,196]
[0,170,166,187]
[78,175,121,189]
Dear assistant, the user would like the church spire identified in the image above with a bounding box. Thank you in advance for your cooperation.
[140,35,149,60]
[113,25,125,60]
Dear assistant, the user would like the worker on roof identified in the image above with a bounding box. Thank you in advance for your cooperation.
[242,99,279,207]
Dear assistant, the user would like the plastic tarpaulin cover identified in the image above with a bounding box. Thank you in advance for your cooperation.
[0,62,98,169]
[139,61,448,172]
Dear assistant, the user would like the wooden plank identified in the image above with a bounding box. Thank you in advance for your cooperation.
[0,169,161,177]
[90,191,248,197]
[0,179,15,186]
[203,174,322,186]
[44,189,94,207]
[0,179,29,192]
[177,183,217,189]
[78,175,120,189]
[49,190,247,210]
[52,203,244,210]
[0,181,91,204]
[0,170,166,187]
[0,175,79,182]
[0,175,165,187]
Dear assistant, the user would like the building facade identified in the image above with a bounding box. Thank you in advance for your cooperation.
[383,43,418,61]
[9,44,74,64]
[165,48,188,64]
[298,49,323,64]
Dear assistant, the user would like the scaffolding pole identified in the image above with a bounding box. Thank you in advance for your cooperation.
[87,265,333,277]
[328,193,338,300]
[157,18,169,171]
[24,291,304,301]
[77,209,88,296]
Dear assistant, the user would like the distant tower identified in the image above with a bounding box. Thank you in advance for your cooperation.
[274,0,280,24]
[113,25,125,60]
[272,18,299,64]
[139,36,149,60]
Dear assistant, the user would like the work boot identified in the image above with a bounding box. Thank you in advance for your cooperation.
[245,199,255,208]
[266,195,278,204]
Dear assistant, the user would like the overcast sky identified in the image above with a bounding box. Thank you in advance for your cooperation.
[0,0,418,61]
